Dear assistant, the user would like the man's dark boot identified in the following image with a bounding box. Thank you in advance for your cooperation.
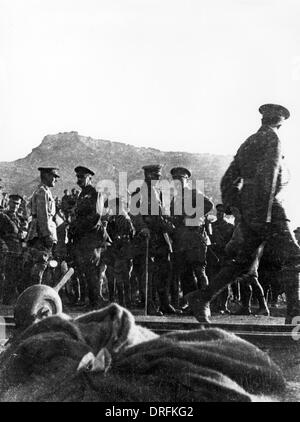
[185,264,240,323]
[234,280,252,315]
[158,289,183,315]
[147,300,163,316]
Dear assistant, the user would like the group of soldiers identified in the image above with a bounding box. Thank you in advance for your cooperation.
[0,162,236,316]
[0,103,300,325]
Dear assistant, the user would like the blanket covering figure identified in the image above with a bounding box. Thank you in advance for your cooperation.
[0,304,286,402]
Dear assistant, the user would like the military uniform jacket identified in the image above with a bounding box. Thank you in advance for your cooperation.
[210,219,234,255]
[0,210,25,253]
[130,182,174,255]
[170,187,213,227]
[221,125,288,230]
[27,184,57,242]
[0,212,19,241]
[133,183,174,232]
[71,185,101,241]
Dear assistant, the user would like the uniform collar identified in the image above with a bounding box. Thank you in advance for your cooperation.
[80,184,94,195]
[39,183,51,192]
[258,124,278,134]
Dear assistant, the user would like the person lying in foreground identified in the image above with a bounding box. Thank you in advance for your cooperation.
[0,303,286,402]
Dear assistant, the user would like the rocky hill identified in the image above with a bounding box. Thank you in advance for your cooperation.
[0,131,232,204]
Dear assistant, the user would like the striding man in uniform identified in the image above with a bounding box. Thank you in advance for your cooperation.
[186,104,300,324]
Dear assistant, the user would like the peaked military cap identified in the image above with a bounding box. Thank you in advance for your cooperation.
[38,167,60,177]
[74,166,95,176]
[9,194,23,202]
[170,167,191,179]
[142,164,162,175]
[259,104,290,120]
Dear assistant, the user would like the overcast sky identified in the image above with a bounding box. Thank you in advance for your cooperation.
[1,0,300,224]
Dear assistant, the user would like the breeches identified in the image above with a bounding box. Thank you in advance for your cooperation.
[225,220,300,276]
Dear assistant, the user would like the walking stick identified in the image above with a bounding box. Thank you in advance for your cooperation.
[144,237,149,316]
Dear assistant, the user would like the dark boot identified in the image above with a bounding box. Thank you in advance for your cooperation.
[147,300,163,316]
[234,280,252,315]
[158,287,183,315]
[185,263,240,322]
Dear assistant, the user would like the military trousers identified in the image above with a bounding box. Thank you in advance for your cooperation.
[22,238,53,288]
[0,240,8,302]
[174,249,209,298]
[73,234,105,308]
[2,241,23,305]
[104,246,133,308]
[205,219,300,323]
[136,252,172,312]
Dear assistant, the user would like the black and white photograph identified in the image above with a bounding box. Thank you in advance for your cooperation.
[0,0,300,404]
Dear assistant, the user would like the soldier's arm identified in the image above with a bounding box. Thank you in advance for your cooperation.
[0,213,17,235]
[221,159,241,211]
[36,189,55,240]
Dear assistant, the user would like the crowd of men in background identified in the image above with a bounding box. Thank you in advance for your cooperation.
[0,161,299,317]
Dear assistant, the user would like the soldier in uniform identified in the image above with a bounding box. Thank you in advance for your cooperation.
[25,167,60,286]
[169,167,213,312]
[104,196,135,307]
[130,165,180,315]
[0,195,27,304]
[24,167,60,287]
[69,166,107,309]
[169,167,191,308]
[186,104,300,324]
[61,189,71,221]
[0,192,9,210]
[208,204,234,314]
